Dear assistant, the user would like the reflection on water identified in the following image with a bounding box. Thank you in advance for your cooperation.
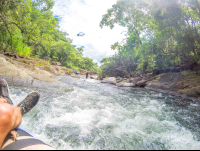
[8,76,200,150]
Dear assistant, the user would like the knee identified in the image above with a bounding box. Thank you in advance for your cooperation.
[0,104,13,126]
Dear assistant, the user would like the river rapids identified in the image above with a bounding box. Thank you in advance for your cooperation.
[8,76,200,150]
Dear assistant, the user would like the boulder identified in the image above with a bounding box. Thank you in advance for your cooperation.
[98,75,103,80]
[136,80,147,87]
[90,75,98,80]
[101,77,116,85]
[130,77,143,84]
[116,77,124,83]
[116,82,136,87]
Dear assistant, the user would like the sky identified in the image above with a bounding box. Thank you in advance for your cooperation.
[52,0,127,66]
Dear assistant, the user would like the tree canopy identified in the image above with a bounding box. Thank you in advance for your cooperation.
[100,0,200,77]
[0,0,98,72]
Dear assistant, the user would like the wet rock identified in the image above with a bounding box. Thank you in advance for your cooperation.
[116,82,136,87]
[116,77,124,83]
[130,77,143,85]
[97,75,103,80]
[101,77,116,85]
[71,74,81,79]
[90,75,98,80]
[136,80,147,87]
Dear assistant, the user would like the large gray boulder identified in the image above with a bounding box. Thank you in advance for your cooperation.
[116,82,136,87]
[101,77,116,85]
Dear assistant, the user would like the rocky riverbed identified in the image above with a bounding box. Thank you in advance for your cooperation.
[0,54,200,102]
[101,73,200,102]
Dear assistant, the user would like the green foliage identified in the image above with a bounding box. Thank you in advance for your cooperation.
[100,0,200,77]
[0,0,98,72]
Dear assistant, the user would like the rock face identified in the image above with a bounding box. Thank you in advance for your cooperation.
[116,82,136,87]
[101,77,116,85]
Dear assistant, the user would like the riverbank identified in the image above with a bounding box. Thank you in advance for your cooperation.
[0,53,84,82]
[0,54,199,102]
[101,72,200,102]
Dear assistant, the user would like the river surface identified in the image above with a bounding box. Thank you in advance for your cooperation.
[8,76,200,150]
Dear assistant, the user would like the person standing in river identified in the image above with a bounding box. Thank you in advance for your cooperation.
[86,71,89,79]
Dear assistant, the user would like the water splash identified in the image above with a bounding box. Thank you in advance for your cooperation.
[8,76,200,150]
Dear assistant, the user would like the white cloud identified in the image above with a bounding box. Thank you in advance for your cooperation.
[52,0,127,65]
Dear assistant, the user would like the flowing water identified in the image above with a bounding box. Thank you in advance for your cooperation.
[8,76,200,150]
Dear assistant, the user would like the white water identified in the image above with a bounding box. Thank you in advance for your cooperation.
[9,76,200,150]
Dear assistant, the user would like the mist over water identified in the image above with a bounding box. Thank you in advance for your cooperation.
[9,76,200,150]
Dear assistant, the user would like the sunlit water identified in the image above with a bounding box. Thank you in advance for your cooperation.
[9,76,200,150]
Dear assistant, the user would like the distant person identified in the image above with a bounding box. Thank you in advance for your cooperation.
[74,71,79,75]
[86,71,89,79]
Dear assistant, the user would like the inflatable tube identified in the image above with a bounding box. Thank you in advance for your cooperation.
[2,128,50,150]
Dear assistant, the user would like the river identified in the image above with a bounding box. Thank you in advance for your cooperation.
[8,76,200,150]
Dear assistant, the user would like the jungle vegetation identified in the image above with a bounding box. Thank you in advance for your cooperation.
[0,0,98,71]
[100,0,200,78]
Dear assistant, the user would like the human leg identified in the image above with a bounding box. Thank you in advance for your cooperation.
[0,80,55,150]
[0,98,22,149]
